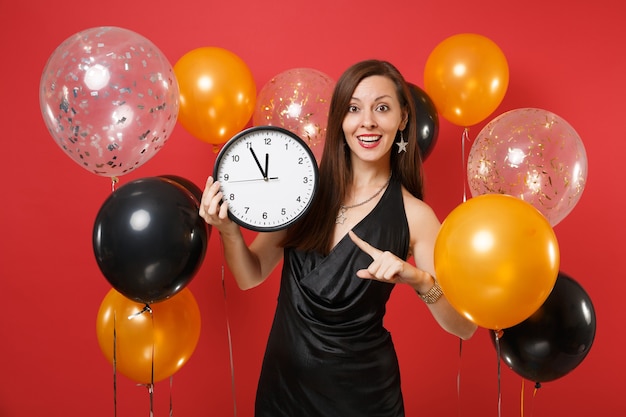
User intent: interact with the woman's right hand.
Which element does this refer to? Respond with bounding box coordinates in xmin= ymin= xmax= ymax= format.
xmin=199 ymin=176 xmax=239 ymax=235
xmin=199 ymin=176 xmax=281 ymax=290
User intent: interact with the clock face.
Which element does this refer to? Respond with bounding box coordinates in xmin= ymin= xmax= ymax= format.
xmin=213 ymin=126 xmax=319 ymax=232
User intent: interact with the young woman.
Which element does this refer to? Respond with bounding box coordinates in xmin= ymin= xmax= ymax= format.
xmin=199 ymin=59 xmax=477 ymax=417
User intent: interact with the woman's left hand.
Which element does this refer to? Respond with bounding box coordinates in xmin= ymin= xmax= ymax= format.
xmin=349 ymin=230 xmax=414 ymax=284
xmin=350 ymin=231 xmax=477 ymax=339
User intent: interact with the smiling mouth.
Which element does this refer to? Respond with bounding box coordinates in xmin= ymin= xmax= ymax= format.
xmin=357 ymin=135 xmax=381 ymax=143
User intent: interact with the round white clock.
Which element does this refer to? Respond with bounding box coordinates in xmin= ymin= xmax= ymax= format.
xmin=213 ymin=126 xmax=319 ymax=232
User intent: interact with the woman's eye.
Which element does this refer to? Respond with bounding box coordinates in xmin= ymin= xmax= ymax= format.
xmin=376 ymin=104 xmax=389 ymax=112
xmin=348 ymin=105 xmax=359 ymax=113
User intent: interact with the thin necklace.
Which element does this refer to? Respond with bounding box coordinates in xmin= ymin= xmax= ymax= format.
xmin=336 ymin=173 xmax=392 ymax=225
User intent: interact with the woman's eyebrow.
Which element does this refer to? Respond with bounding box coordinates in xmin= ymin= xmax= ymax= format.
xmin=350 ymin=94 xmax=393 ymax=102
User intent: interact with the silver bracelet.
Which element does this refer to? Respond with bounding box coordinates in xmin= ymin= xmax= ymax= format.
xmin=417 ymin=278 xmax=444 ymax=304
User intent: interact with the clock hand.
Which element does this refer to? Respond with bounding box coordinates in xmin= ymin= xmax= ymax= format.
xmin=227 ymin=177 xmax=279 ymax=183
xmin=264 ymin=153 xmax=269 ymax=180
xmin=249 ymin=147 xmax=267 ymax=179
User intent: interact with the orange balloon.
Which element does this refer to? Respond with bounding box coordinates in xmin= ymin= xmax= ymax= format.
xmin=174 ymin=47 xmax=256 ymax=146
xmin=424 ymin=33 xmax=509 ymax=127
xmin=96 ymin=288 xmax=201 ymax=384
xmin=434 ymin=194 xmax=559 ymax=330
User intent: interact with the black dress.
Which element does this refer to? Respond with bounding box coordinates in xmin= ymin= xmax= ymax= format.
xmin=255 ymin=177 xmax=410 ymax=417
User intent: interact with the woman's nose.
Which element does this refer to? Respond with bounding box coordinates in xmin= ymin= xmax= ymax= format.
xmin=360 ymin=109 xmax=377 ymax=128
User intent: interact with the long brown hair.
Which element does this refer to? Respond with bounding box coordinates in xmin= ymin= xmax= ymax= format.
xmin=282 ymin=60 xmax=424 ymax=254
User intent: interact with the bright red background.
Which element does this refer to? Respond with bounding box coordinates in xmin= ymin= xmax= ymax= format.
xmin=1 ymin=1 xmax=623 ymax=416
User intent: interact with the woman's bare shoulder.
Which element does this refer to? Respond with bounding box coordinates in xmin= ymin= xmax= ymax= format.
xmin=401 ymin=187 xmax=441 ymax=253
xmin=401 ymin=187 xmax=439 ymax=222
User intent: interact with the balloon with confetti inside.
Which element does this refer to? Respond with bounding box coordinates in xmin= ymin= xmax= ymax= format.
xmin=467 ymin=108 xmax=588 ymax=226
xmin=39 ymin=26 xmax=179 ymax=178
xmin=253 ymin=68 xmax=335 ymax=163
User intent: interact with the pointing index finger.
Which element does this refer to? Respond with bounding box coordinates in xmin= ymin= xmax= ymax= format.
xmin=348 ymin=230 xmax=382 ymax=259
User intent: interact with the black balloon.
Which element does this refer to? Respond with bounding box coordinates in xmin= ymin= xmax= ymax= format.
xmin=158 ymin=175 xmax=210 ymax=250
xmin=158 ymin=174 xmax=204 ymax=203
xmin=93 ymin=177 xmax=209 ymax=304
xmin=491 ymin=272 xmax=596 ymax=382
xmin=408 ymin=83 xmax=439 ymax=161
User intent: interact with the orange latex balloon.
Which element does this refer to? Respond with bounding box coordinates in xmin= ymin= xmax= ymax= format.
xmin=424 ymin=33 xmax=509 ymax=127
xmin=434 ymin=194 xmax=559 ymax=330
xmin=96 ymin=288 xmax=201 ymax=384
xmin=174 ymin=47 xmax=256 ymax=146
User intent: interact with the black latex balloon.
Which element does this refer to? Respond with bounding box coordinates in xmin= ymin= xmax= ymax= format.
xmin=408 ymin=83 xmax=439 ymax=161
xmin=491 ymin=272 xmax=596 ymax=382
xmin=93 ymin=177 xmax=209 ymax=304
xmin=158 ymin=175 xmax=211 ymax=254
xmin=159 ymin=174 xmax=203 ymax=203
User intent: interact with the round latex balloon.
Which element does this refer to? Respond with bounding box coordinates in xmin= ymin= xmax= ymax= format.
xmin=96 ymin=288 xmax=201 ymax=384
xmin=93 ymin=177 xmax=209 ymax=304
xmin=158 ymin=174 xmax=204 ymax=202
xmin=253 ymin=68 xmax=335 ymax=163
xmin=174 ymin=47 xmax=256 ymax=147
xmin=424 ymin=33 xmax=509 ymax=127
xmin=39 ymin=26 xmax=179 ymax=177
xmin=467 ymin=108 xmax=588 ymax=226
xmin=491 ymin=272 xmax=596 ymax=382
xmin=408 ymin=83 xmax=439 ymax=160
xmin=434 ymin=194 xmax=560 ymax=330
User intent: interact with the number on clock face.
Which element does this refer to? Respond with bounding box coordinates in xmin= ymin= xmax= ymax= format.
xmin=213 ymin=126 xmax=319 ymax=232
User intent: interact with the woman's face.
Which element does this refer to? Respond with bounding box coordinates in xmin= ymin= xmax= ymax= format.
xmin=342 ymin=75 xmax=408 ymax=163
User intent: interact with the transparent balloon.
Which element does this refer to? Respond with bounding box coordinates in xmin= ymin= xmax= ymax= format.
xmin=39 ymin=26 xmax=179 ymax=178
xmin=467 ymin=108 xmax=588 ymax=226
xmin=253 ymin=68 xmax=335 ymax=163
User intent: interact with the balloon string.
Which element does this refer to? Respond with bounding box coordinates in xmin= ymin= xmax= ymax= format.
xmin=531 ymin=382 xmax=541 ymax=417
xmin=222 ymin=266 xmax=238 ymax=416
xmin=494 ymin=330 xmax=503 ymax=417
xmin=169 ymin=375 xmax=174 ymax=417
xmin=128 ymin=304 xmax=152 ymax=319
xmin=111 ymin=176 xmax=119 ymax=192
xmin=129 ymin=305 xmax=155 ymax=417
xmin=149 ymin=304 xmax=155 ymax=417
xmin=456 ymin=129 xmax=470 ymax=417
xmin=147 ymin=383 xmax=154 ymax=417
xmin=456 ymin=339 xmax=461 ymax=415
xmin=219 ymin=235 xmax=238 ymax=417
xmin=520 ymin=378 xmax=524 ymax=417
xmin=113 ymin=311 xmax=117 ymax=417
xmin=461 ymin=128 xmax=470 ymax=202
